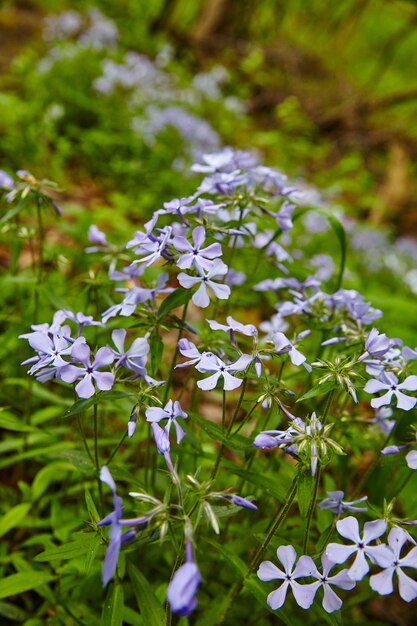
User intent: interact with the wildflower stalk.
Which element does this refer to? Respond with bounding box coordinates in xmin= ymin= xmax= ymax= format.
xmin=76 ymin=414 xmax=95 ymax=468
xmin=105 ymin=430 xmax=128 ymax=466
xmin=163 ymin=301 xmax=189 ymax=404
xmin=352 ymin=410 xmax=406 ymax=498
xmin=389 ymin=468 xmax=414 ymax=500
xmin=302 ymin=464 xmax=321 ymax=553
xmin=210 ymin=378 xmax=247 ymax=481
xmin=219 ymin=476 xmax=298 ymax=624
xmin=93 ymin=403 xmax=103 ymax=510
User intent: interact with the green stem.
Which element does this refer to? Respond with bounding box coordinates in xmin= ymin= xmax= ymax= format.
xmin=352 ymin=411 xmax=405 ymax=499
xmin=389 ymin=468 xmax=415 ymax=500
xmin=163 ymin=301 xmax=189 ymax=403
xmin=219 ymin=476 xmax=298 ymax=624
xmin=93 ymin=404 xmax=103 ymax=510
xmin=210 ymin=379 xmax=247 ymax=482
xmin=76 ymin=414 xmax=95 ymax=467
xmin=36 ymin=197 xmax=44 ymax=285
xmin=105 ymin=430 xmax=128 ymax=466
xmin=302 ymin=465 xmax=321 ymax=553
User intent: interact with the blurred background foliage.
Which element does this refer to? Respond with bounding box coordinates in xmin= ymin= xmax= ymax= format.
xmin=1 ymin=0 xmax=417 ymax=232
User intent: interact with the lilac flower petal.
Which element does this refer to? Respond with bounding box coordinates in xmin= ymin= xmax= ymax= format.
xmin=399 ymin=545 xmax=417 ymax=568
xmin=363 ymin=519 xmax=386 ymax=543
xmin=406 ymin=450 xmax=417 ymax=469
xmin=75 ymin=374 xmax=96 ymax=398
xmin=364 ymin=379 xmax=388 ymax=394
xmin=71 ymin=342 xmax=91 ymax=367
xmin=325 ymin=543 xmax=357 ymax=565
xmin=371 ymin=391 xmax=394 ymax=409
xmin=209 ymin=281 xmax=231 ymax=300
xmin=100 ymin=466 xmax=116 ymax=493
xmin=60 ymin=364 xmax=85 ymax=383
xmin=178 ymin=273 xmax=200 ymax=289
xmin=336 ymin=516 xmax=361 ymax=543
xmin=167 ymin=562 xmax=201 ymax=617
xmin=267 ymin=582 xmax=289 ymax=609
xmin=395 ymin=390 xmax=417 ymax=411
xmin=397 ymin=568 xmax=417 ymax=602
xmin=291 ymin=581 xmax=317 ymax=609
xmin=222 ymin=371 xmax=243 ymax=391
xmin=93 ymin=371 xmax=114 ymax=391
xmin=102 ymin=534 xmax=121 ymax=587
xmin=229 ymin=354 xmax=252 ymax=371
xmin=146 ymin=407 xmax=166 ymax=422
xmin=367 ymin=545 xmax=395 ymax=568
xmin=197 ymin=371 xmax=221 ymax=390
xmin=111 ymin=329 xmax=126 ymax=353
xmin=192 ymin=283 xmax=210 ymax=308
xmin=201 ymin=242 xmax=222 ymax=258
xmin=93 ymin=346 xmax=115 ymax=368
xmin=172 ymin=419 xmax=187 ymax=444
xmin=399 ymin=375 xmax=417 ymax=391
xmin=293 ymin=555 xmax=316 ymax=578
xmin=257 ymin=561 xmax=285 ymax=581
xmin=348 ymin=550 xmax=370 ymax=581
xmin=370 ymin=568 xmax=395 ymax=596
xmin=192 ymin=226 xmax=205 ymax=249
xmin=277 ymin=545 xmax=297 ymax=573
xmin=322 ymin=585 xmax=343 ymax=613
xmin=228 ymin=495 xmax=257 ymax=510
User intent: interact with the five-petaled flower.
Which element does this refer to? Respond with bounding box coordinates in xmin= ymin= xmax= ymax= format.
xmin=97 ymin=466 xmax=148 ymax=587
xmin=326 ymin=516 xmax=392 ymax=581
xmin=257 ymin=545 xmax=317 ymax=610
xmin=60 ymin=343 xmax=115 ymax=398
xmin=370 ymin=527 xmax=417 ymax=602
xmin=364 ymin=372 xmax=417 ymax=411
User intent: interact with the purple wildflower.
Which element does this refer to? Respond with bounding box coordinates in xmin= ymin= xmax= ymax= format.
xmin=318 ymin=491 xmax=368 ymax=515
xmin=111 ymin=328 xmax=149 ymax=374
xmin=167 ymin=542 xmax=201 ymax=617
xmin=178 ymin=260 xmax=230 ymax=308
xmin=326 ymin=516 xmax=392 ymax=581
xmin=257 ymin=546 xmax=316 ymax=610
xmin=60 ymin=343 xmax=114 ymax=398
xmin=359 ymin=328 xmax=392 ymax=362
xmin=175 ymin=339 xmax=205 ymax=368
xmin=364 ymin=372 xmax=417 ymax=411
xmin=370 ymin=527 xmax=417 ymax=602
xmin=196 ymin=353 xmax=251 ymax=391
xmin=97 ymin=466 xmax=148 ymax=586
xmin=307 ymin=554 xmax=355 ymax=613
xmin=173 ymin=225 xmax=224 ymax=272
xmin=146 ymin=400 xmax=188 ymax=444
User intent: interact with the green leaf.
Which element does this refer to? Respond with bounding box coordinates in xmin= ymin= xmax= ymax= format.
xmin=230 ymin=468 xmax=287 ymax=502
xmin=0 ymin=599 xmax=27 ymax=622
xmin=0 ymin=572 xmax=54 ymax=599
xmin=149 ymin=331 xmax=164 ymax=377
xmin=202 ymin=538 xmax=247 ymax=578
xmin=297 ymin=471 xmax=314 ymax=519
xmin=62 ymin=396 xmax=98 ymax=419
xmin=127 ymin=563 xmax=165 ymax=626
xmin=293 ymin=206 xmax=346 ymax=290
xmin=101 ymin=583 xmax=124 ymax=626
xmin=34 ymin=537 xmax=95 ymax=562
xmin=84 ymin=534 xmax=102 ymax=576
xmin=0 ymin=410 xmax=39 ymax=433
xmin=31 ymin=462 xmax=75 ymax=500
xmin=0 ymin=503 xmax=31 ymax=538
xmin=190 ymin=412 xmax=250 ymax=452
xmin=296 ymin=380 xmax=337 ymax=402
xmin=157 ymin=288 xmax=191 ymax=321
xmin=245 ymin=577 xmax=296 ymax=625
xmin=85 ymin=489 xmax=100 ymax=522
